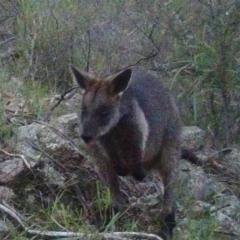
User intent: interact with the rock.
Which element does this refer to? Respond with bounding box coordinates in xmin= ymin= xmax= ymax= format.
xmin=174 ymin=152 xmax=240 ymax=239
xmin=177 ymin=160 xmax=220 ymax=202
xmin=15 ymin=123 xmax=43 ymax=165
xmin=4 ymin=114 xmax=82 ymax=187
xmin=213 ymin=209 xmax=240 ymax=237
xmin=51 ymin=113 xmax=79 ymax=138
xmin=178 ymin=127 xmax=240 ymax=237
xmin=222 ymin=148 xmax=240 ymax=174
xmin=0 ymin=186 xmax=15 ymax=201
xmin=214 ymin=194 xmax=240 ymax=222
xmin=0 ymin=159 xmax=25 ymax=183
xmin=2 ymin=117 xmax=240 ymax=239
xmin=181 ymin=126 xmax=205 ymax=150
xmin=15 ymin=115 xmax=83 ymax=158
xmin=41 ymin=164 xmax=65 ymax=186
xmin=0 ymin=220 xmax=8 ymax=232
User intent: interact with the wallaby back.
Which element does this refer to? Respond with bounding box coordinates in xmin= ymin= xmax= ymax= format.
xmin=127 ymin=70 xmax=181 ymax=166
xmin=70 ymin=65 xmax=181 ymax=224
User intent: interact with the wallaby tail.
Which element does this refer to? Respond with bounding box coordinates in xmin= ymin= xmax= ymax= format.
xmin=181 ymin=148 xmax=202 ymax=166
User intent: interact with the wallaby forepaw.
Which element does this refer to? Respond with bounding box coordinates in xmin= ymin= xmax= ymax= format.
xmin=132 ymin=167 xmax=146 ymax=181
xmin=114 ymin=165 xmax=129 ymax=176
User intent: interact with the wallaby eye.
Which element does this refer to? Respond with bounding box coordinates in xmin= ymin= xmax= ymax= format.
xmin=96 ymin=106 xmax=110 ymax=126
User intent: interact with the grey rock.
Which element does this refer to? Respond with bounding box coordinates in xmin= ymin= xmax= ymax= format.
xmin=174 ymin=135 xmax=240 ymax=239
xmin=0 ymin=220 xmax=8 ymax=232
xmin=52 ymin=113 xmax=79 ymax=135
xmin=181 ymin=126 xmax=205 ymax=150
xmin=177 ymin=160 xmax=219 ymax=203
xmin=214 ymin=194 xmax=240 ymax=222
xmin=0 ymin=186 xmax=15 ymax=201
xmin=15 ymin=123 xmax=43 ymax=164
xmin=2 ymin=117 xmax=240 ymax=239
xmin=0 ymin=158 xmax=24 ymax=183
xmin=41 ymin=164 xmax=65 ymax=186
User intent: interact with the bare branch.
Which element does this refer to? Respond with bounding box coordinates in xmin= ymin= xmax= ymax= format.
xmin=43 ymin=86 xmax=80 ymax=121
xmin=0 ymin=202 xmax=163 ymax=240
xmin=0 ymin=149 xmax=31 ymax=169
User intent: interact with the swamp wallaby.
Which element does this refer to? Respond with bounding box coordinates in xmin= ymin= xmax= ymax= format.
xmin=70 ymin=65 xmax=182 ymax=218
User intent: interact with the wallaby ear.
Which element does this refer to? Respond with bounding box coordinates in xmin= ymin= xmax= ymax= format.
xmin=69 ymin=64 xmax=93 ymax=90
xmin=111 ymin=68 xmax=132 ymax=95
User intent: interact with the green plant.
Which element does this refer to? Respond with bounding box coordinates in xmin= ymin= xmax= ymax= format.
xmin=165 ymin=0 xmax=240 ymax=145
xmin=19 ymin=80 xmax=50 ymax=119
xmin=0 ymin=115 xmax=15 ymax=142
xmin=185 ymin=219 xmax=219 ymax=240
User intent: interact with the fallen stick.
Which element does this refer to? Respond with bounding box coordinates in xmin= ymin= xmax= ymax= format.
xmin=0 ymin=201 xmax=163 ymax=240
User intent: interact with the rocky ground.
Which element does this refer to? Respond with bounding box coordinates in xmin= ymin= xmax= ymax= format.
xmin=0 ymin=92 xmax=240 ymax=240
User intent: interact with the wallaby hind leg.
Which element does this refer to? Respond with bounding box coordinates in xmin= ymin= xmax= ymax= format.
xmin=113 ymin=156 xmax=146 ymax=180
xmin=156 ymin=136 xmax=180 ymax=237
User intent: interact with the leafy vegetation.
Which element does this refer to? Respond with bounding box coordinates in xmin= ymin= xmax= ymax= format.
xmin=1 ymin=0 xmax=239 ymax=144
xmin=0 ymin=0 xmax=240 ymax=239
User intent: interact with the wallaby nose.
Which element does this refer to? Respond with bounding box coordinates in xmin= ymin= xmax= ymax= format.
xmin=81 ymin=135 xmax=93 ymax=144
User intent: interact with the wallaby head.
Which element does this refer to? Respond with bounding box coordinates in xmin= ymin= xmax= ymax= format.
xmin=69 ymin=64 xmax=132 ymax=144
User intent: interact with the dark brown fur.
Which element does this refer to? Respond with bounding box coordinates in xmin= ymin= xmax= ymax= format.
xmin=70 ymin=65 xmax=181 ymax=220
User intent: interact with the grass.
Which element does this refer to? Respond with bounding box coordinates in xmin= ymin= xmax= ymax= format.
xmin=0 ymin=1 xmax=240 ymax=239
xmin=2 ymin=183 xmax=137 ymax=239
xmin=175 ymin=218 xmax=219 ymax=240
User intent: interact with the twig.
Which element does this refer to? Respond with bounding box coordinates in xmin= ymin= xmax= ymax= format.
xmin=104 ymin=49 xmax=159 ymax=78
xmin=50 ymin=86 xmax=79 ymax=111
xmin=43 ymin=86 xmax=79 ymax=121
xmin=214 ymin=230 xmax=239 ymax=238
xmin=32 ymin=119 xmax=85 ymax=156
xmin=0 ymin=201 xmax=26 ymax=228
xmin=0 ymin=37 xmax=16 ymax=46
xmin=0 ymin=149 xmax=31 ymax=169
xmin=0 ymin=202 xmax=163 ymax=240
xmin=86 ymin=29 xmax=91 ymax=72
